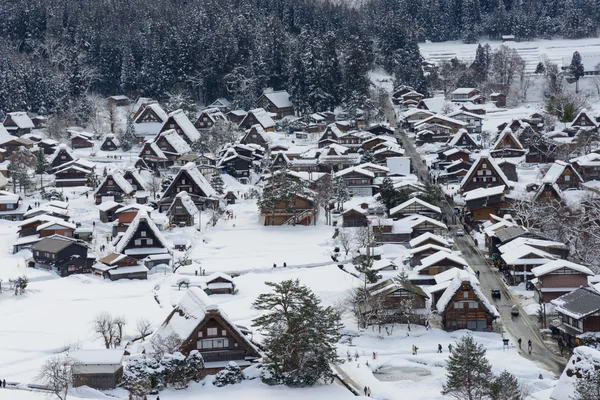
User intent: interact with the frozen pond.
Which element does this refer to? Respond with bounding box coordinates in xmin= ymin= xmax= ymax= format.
xmin=373 ymin=366 xmax=432 ymax=382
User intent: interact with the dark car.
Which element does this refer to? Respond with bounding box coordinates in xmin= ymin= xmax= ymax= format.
xmin=491 ymin=289 xmax=501 ymax=300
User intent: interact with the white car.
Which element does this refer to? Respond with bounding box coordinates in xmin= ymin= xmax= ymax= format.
xmin=455 ymin=228 xmax=465 ymax=236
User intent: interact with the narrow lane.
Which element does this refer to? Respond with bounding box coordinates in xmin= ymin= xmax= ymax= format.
xmin=394 ymin=121 xmax=566 ymax=375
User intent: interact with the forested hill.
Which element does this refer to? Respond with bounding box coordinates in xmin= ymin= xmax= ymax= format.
xmin=0 ymin=0 xmax=423 ymax=117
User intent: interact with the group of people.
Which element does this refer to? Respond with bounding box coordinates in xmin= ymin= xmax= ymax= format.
xmin=363 ymin=386 xmax=372 ymax=397
xmin=273 ymin=262 xmax=287 ymax=268
xmin=0 ymin=379 xmax=7 ymax=388
xmin=517 ymin=338 xmax=533 ymax=354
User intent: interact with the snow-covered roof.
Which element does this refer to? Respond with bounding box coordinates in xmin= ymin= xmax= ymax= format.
xmin=434 ymin=266 xmax=475 ymax=285
xmin=244 ymin=108 xmax=276 ymax=129
xmin=492 ymin=129 xmax=524 ymax=151
xmin=436 ymin=271 xmax=499 ymax=317
xmin=107 ymin=265 xmax=149 ymax=276
xmin=532 ymin=259 xmax=594 ymax=277
xmin=552 ymin=287 xmax=600 ymax=320
xmin=409 ymin=232 xmax=451 ymax=248
xmin=417 ymin=251 xmax=468 ymax=270
xmin=335 ymin=166 xmax=375 ymax=178
xmin=390 ymin=197 xmax=441 ymax=215
xmin=37 ymin=220 xmax=76 ymax=231
xmin=501 ymin=244 xmax=557 ymax=265
xmin=498 ymin=237 xmax=567 ymax=253
xmin=262 ymin=90 xmax=293 ymax=109
xmin=419 ymin=97 xmax=446 ymax=114
xmin=414 ymin=114 xmax=468 ymax=128
xmin=169 ymin=191 xmax=199 ymax=216
xmin=397 ymin=214 xmax=447 ymax=230
xmin=570 ymin=152 xmax=600 ymax=167
xmin=5 ymin=112 xmax=34 ymax=129
xmin=159 ymin=129 xmax=192 ymax=155
xmin=551 ymin=346 xmax=600 ymax=400
xmin=137 ymin=103 xmax=168 ymax=123
xmin=178 ymin=162 xmax=217 ymax=198
xmin=167 ymin=109 xmax=200 ymax=142
xmin=463 ymin=185 xmax=506 ymax=201
xmin=409 ymin=243 xmax=451 ymax=255
xmin=115 ymin=209 xmax=169 ymax=254
xmin=70 ymin=349 xmax=124 ymax=365
xmin=0 ymin=190 xmax=20 ymax=204
xmin=451 ymin=87 xmax=478 ymax=95
xmin=460 ymin=153 xmax=511 ymax=189
xmin=49 ymin=144 xmax=76 ymax=164
xmin=95 ymin=170 xmax=135 ymax=195
xmin=542 ymin=161 xmax=583 ymax=184
xmin=386 ymin=157 xmax=411 ymax=176
xmin=208 ymin=98 xmax=231 ymax=108
xmin=206 ymin=272 xmax=234 ymax=283
xmin=447 ymin=110 xmax=483 ymax=120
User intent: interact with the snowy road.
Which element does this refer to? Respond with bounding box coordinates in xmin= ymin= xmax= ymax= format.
xmin=396 ymin=125 xmax=567 ymax=376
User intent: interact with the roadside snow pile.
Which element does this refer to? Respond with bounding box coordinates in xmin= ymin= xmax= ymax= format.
xmin=550 ymin=346 xmax=600 ymax=400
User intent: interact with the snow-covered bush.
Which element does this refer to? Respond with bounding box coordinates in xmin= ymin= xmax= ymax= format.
xmin=185 ymin=350 xmax=205 ymax=382
xmin=213 ymin=361 xmax=244 ymax=387
xmin=160 ymin=352 xmax=188 ymax=389
xmin=122 ymin=355 xmax=152 ymax=397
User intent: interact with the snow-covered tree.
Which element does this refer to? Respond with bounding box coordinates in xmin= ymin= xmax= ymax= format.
xmin=122 ymin=354 xmax=152 ymax=398
xmin=574 ymin=369 xmax=600 ymax=400
xmin=210 ymin=174 xmax=225 ymax=195
xmin=361 ymin=150 xmax=376 ymax=164
xmin=213 ymin=361 xmax=244 ymax=387
xmin=37 ymin=355 xmax=73 ymax=400
xmin=442 ymin=333 xmax=493 ymax=400
xmin=490 ymin=370 xmax=522 ymax=400
xmin=185 ymin=350 xmax=205 ymax=382
xmin=160 ymin=352 xmax=188 ymax=389
xmin=333 ymin=176 xmax=350 ymax=211
xmin=379 ymin=177 xmax=408 ymax=216
xmin=569 ymin=51 xmax=585 ymax=93
xmin=253 ymin=279 xmax=342 ymax=387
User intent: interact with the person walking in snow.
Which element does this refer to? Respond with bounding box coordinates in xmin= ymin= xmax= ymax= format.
xmin=367 ymin=387 xmax=371 ymax=397
xmin=518 ymin=338 xmax=522 ymax=349
xmin=438 ymin=344 xmax=442 ymax=353
xmin=448 ymin=343 xmax=452 ymax=353
xmin=364 ymin=386 xmax=368 ymax=396
xmin=528 ymin=340 xmax=532 ymax=354
xmin=283 ymin=262 xmax=287 ymax=267
xmin=273 ymin=263 xmax=277 ymax=268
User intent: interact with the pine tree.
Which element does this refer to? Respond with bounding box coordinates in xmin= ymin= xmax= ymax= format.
xmin=213 ymin=361 xmax=244 ymax=387
xmin=122 ymin=355 xmax=152 ymax=397
xmin=471 ymin=44 xmax=489 ymax=84
xmin=379 ymin=177 xmax=400 ymax=216
xmin=574 ymin=369 xmax=600 ymax=400
xmin=490 ymin=370 xmax=522 ymax=400
xmin=210 ymin=174 xmax=225 ymax=195
xmin=361 ymin=150 xmax=375 ymax=164
xmin=160 ymin=352 xmax=188 ymax=389
xmin=185 ymin=350 xmax=205 ymax=382
xmin=569 ymin=51 xmax=585 ymax=93
xmin=442 ymin=333 xmax=493 ymax=400
xmin=333 ymin=176 xmax=350 ymax=211
xmin=535 ymin=62 xmax=546 ymax=74
xmin=253 ymin=280 xmax=342 ymax=387
xmin=35 ymin=150 xmax=48 ymax=174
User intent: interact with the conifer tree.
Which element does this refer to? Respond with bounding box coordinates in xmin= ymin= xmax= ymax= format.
xmin=490 ymin=370 xmax=522 ymax=400
xmin=442 ymin=333 xmax=493 ymax=400
xmin=210 ymin=174 xmax=225 ymax=195
xmin=569 ymin=51 xmax=585 ymax=93
xmin=253 ymin=279 xmax=342 ymax=387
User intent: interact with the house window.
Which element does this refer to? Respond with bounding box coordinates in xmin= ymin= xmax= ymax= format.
xmin=146 ymin=238 xmax=153 ymax=245
xmin=6 ymin=203 xmax=13 ymax=209
xmin=181 ymin=179 xmax=186 ymax=184
xmin=482 ymin=163 xmax=487 ymax=168
xmin=454 ymin=302 xmax=464 ymax=309
xmin=469 ymin=302 xmax=478 ymax=309
xmin=463 ymin=291 xmax=469 ymax=298
xmin=207 ymin=327 xmax=218 ymax=336
xmin=222 ymin=330 xmax=226 ymax=336
xmin=61 ymin=155 xmax=66 ymax=160
xmin=199 ymin=338 xmax=229 ymax=349
xmin=145 ymin=150 xmax=151 ymax=155
xmin=135 ymin=239 xmax=141 ymax=245
xmin=564 ymin=174 xmax=571 ymax=181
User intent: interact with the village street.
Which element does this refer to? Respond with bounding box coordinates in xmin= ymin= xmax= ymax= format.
xmin=396 ymin=125 xmax=568 ymax=376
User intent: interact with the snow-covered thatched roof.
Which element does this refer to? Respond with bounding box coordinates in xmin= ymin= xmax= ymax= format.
xmin=436 ymin=271 xmax=499 ymax=317
xmin=95 ymin=170 xmax=135 ymax=195
xmin=167 ymin=109 xmax=200 ymax=142
xmin=158 ymin=129 xmax=191 ymax=155
xmin=532 ymin=259 xmax=594 ymax=277
xmin=115 ymin=209 xmax=169 ymax=254
xmin=168 ymin=191 xmax=199 ymax=216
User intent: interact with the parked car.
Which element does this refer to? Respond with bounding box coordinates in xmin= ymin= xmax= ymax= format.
xmin=491 ymin=289 xmax=501 ymax=300
xmin=455 ymin=228 xmax=465 ymax=236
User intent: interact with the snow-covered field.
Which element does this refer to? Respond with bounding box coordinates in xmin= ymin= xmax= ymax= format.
xmin=420 ymin=37 xmax=600 ymax=73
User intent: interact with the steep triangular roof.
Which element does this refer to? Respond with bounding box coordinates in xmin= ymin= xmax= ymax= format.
xmin=156 ymin=129 xmax=191 ymax=155
xmin=167 ymin=191 xmax=199 ymax=216
xmin=94 ymin=170 xmax=135 ymax=195
xmin=448 ymin=129 xmax=479 ymax=148
xmin=436 ymin=272 xmax=499 ymax=316
xmin=542 ymin=161 xmax=583 ymax=184
xmin=162 ymin=162 xmax=217 ymax=199
xmin=460 ymin=153 xmax=511 ymax=190
xmin=389 ymin=197 xmax=441 ymax=216
xmin=491 ymin=129 xmax=524 ymax=151
xmin=115 ymin=209 xmax=169 ymax=254
xmin=163 ymin=109 xmax=200 ymax=143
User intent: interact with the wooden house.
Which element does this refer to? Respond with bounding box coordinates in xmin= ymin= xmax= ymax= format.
xmin=437 ymin=147 xmax=471 ymax=165
xmin=570 ymin=153 xmax=600 ymax=181
xmin=122 ymin=168 xmax=147 ymax=192
xmin=447 ymin=129 xmax=479 ymax=149
xmin=460 ymin=102 xmax=487 ymax=116
xmin=409 ymin=244 xmax=451 ymax=267
xmin=335 ymin=166 xmax=374 ymax=197
xmin=398 ymin=214 xmax=447 ymax=238
xmin=134 ymin=102 xmax=169 ymax=141
xmin=150 ymin=287 xmax=261 ymax=374
xmin=100 ymin=134 xmax=120 ymax=151
xmin=261 ymin=192 xmax=316 ymax=226
xmin=409 ymin=232 xmax=452 ymax=249
xmin=32 ymin=236 xmax=90 ymax=277
xmin=137 ymin=140 xmax=170 ymax=170
xmin=0 ymin=135 xmax=34 ymax=156
xmin=490 ymin=93 xmax=506 ymax=107
xmin=167 ymin=191 xmax=198 ymax=227
xmin=496 ymin=159 xmax=518 ymax=182
xmin=205 ymin=272 xmax=236 ymax=295
xmin=3 ymin=112 xmax=34 ymax=136
xmin=365 ymin=278 xmax=430 ymax=326
xmin=532 ymin=182 xmax=564 ymax=204
xmin=49 ymin=144 xmax=76 ymax=169
xmin=570 ymin=109 xmax=598 ymax=131
xmin=450 ymin=88 xmax=483 ymax=104
xmin=338 ymin=131 xmax=368 ymax=152
xmin=71 ymin=350 xmax=124 ymax=390
xmin=490 ymin=129 xmax=526 ymax=158
xmin=341 ymin=208 xmax=369 ymax=227
xmin=93 ymin=253 xmax=147 ymax=281
xmin=551 ymin=288 xmax=600 ymax=348
xmin=112 ymin=204 xmax=153 ymax=234
xmin=37 ymin=219 xmax=76 ymax=238
xmin=226 ymin=110 xmax=247 ymax=125
xmin=532 ymin=260 xmax=594 ymax=303
xmin=500 ymin=244 xmax=557 ymax=284
xmin=38 ymin=138 xmax=58 ymax=155
xmin=154 ymin=129 xmax=191 ymax=161
xmin=463 ymin=185 xmax=509 ymax=222
xmin=414 ymin=115 xmax=468 ymax=134
xmin=53 ymin=164 xmax=92 ymax=187
xmin=389 ymin=198 xmax=441 ymax=219
xmin=217 ymin=147 xmax=253 ymax=183
xmin=391 ymin=86 xmax=415 ymax=103
xmin=240 ymin=125 xmax=269 ymax=148
xmin=18 ymin=215 xmax=64 ymax=237
xmin=366 ymin=124 xmax=395 ymax=136
xmin=542 ymin=161 xmax=583 ymax=190
xmin=411 ymin=251 xmax=469 ymax=283
xmin=133 ymin=98 xmax=156 ymax=119
xmin=436 ymin=273 xmax=499 ymax=331
xmin=318 ymin=124 xmax=342 ymax=148
xmin=97 ymin=201 xmax=122 ymax=223
xmin=70 ymin=132 xmax=94 ymax=149
xmin=160 ymin=162 xmax=218 ymax=211
xmin=94 ymin=171 xmax=135 ymax=204
xmin=159 ymin=109 xmax=200 ymax=144
xmin=256 ymin=90 xmax=295 ymax=119
xmin=194 ymin=107 xmax=227 ymax=130
xmin=107 ymin=95 xmax=130 ymax=107
xmin=207 ymin=98 xmax=232 ymax=113
xmin=114 ymin=209 xmax=169 ymax=259
xmin=362 ymin=135 xmax=398 ymax=151
xmin=447 ymin=110 xmax=483 ymax=135
xmin=239 ymin=108 xmax=276 ymax=131
xmin=460 ymin=154 xmax=510 ymax=193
